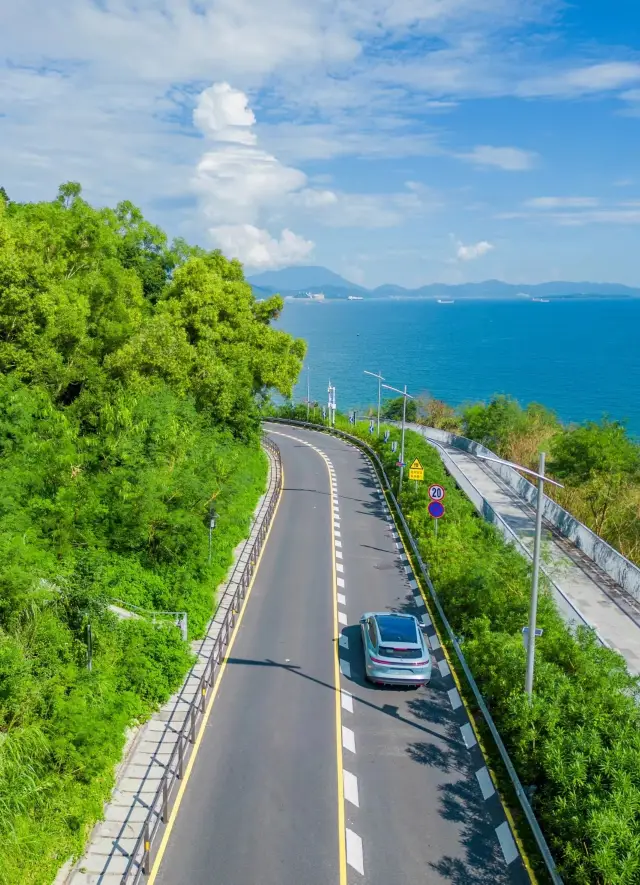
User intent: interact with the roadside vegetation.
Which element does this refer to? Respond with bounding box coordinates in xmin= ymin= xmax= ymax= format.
xmin=269 ymin=402 xmax=640 ymax=885
xmin=0 ymin=184 xmax=305 ymax=884
xmin=397 ymin=393 xmax=640 ymax=565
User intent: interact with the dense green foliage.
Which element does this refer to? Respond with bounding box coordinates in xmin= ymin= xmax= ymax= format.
xmin=268 ymin=404 xmax=640 ymax=884
xmin=0 ymin=185 xmax=304 ymax=884
xmin=381 ymin=394 xmax=417 ymax=422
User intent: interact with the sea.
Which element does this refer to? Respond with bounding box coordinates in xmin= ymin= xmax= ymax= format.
xmin=275 ymin=297 xmax=640 ymax=435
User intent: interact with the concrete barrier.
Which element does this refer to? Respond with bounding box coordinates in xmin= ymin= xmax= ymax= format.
xmin=407 ymin=423 xmax=640 ymax=603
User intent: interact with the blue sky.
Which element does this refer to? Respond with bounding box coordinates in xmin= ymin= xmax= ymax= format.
xmin=2 ymin=0 xmax=640 ymax=287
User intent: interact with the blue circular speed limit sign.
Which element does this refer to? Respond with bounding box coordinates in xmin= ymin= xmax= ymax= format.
xmin=429 ymin=484 xmax=446 ymax=501
xmin=428 ymin=500 xmax=445 ymax=519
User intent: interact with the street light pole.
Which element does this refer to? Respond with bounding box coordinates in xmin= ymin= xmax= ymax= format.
xmin=473 ymin=450 xmax=563 ymax=700
xmin=306 ymin=366 xmax=310 ymax=421
xmin=381 ymin=381 xmax=413 ymax=495
xmin=364 ymin=370 xmax=385 ymax=436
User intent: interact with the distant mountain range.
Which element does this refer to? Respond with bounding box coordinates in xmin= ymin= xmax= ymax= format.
xmin=247 ymin=266 xmax=640 ymax=300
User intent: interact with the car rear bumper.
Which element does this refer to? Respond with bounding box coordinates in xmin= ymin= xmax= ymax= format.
xmin=366 ymin=662 xmax=432 ymax=686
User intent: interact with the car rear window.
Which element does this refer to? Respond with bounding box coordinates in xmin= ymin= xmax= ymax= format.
xmin=378 ymin=646 xmax=423 ymax=660
xmin=376 ymin=614 xmax=418 ymax=644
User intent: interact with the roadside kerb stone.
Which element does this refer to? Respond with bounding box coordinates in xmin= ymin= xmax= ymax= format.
xmin=60 ymin=441 xmax=281 ymax=885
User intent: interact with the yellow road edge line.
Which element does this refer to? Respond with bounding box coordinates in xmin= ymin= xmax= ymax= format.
xmin=146 ymin=458 xmax=285 ymax=885
xmin=376 ymin=458 xmax=538 ymax=885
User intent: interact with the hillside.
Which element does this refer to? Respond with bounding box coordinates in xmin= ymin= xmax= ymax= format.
xmin=248 ymin=266 xmax=640 ymax=300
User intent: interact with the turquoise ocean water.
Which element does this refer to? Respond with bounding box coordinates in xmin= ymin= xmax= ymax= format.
xmin=275 ymin=298 xmax=640 ymax=434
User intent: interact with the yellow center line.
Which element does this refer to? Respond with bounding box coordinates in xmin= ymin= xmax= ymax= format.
xmin=146 ymin=461 xmax=285 ymax=885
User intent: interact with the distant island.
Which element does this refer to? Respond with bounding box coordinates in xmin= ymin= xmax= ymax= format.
xmin=248 ymin=265 xmax=640 ymax=301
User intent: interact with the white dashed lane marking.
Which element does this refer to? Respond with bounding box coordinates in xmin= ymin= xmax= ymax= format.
xmin=438 ymin=658 xmax=451 ymax=678
xmin=335 ymin=539 xmax=342 ymax=548
xmin=422 ymin=613 xmax=432 ymax=627
xmin=448 ymin=688 xmax=462 ymax=710
xmin=338 ymin=610 xmax=348 ymax=625
xmin=343 ymin=770 xmax=360 ymax=807
xmin=336 ymin=563 xmax=344 ymax=573
xmin=339 ymin=633 xmax=349 ymax=650
xmin=337 ymin=577 xmax=345 ymax=588
xmin=346 ymin=829 xmax=364 ymax=875
xmin=341 ymin=690 xmax=353 ymax=713
xmin=340 ymin=658 xmax=351 ymax=678
xmin=460 ymin=723 xmax=477 ymax=749
xmin=429 ymin=633 xmax=441 ymax=651
xmin=475 ymin=767 xmax=496 ymax=800
xmin=342 ymin=726 xmax=356 ymax=754
xmin=337 ymin=593 xmax=346 ymax=605
xmin=495 ymin=822 xmax=518 ymax=865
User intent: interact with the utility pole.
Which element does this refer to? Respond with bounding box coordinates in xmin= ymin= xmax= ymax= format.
xmin=381 ymin=381 xmax=413 ymax=495
xmin=364 ymin=370 xmax=384 ymax=436
xmin=327 ymin=381 xmax=336 ymax=426
xmin=473 ymin=450 xmax=563 ymax=701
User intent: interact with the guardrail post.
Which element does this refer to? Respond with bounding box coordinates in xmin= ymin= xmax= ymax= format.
xmin=162 ymin=778 xmax=169 ymax=823
xmin=178 ymin=736 xmax=184 ymax=779
xmin=142 ymin=822 xmax=151 ymax=875
xmin=200 ymin=684 xmax=206 ymax=713
xmin=190 ymin=705 xmax=196 ymax=744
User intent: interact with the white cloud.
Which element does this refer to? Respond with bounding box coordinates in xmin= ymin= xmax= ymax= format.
xmin=519 ymin=62 xmax=640 ymax=98
xmin=193 ymin=83 xmax=257 ymax=145
xmin=456 ymin=240 xmax=494 ymax=260
xmin=459 ymin=145 xmax=537 ymax=171
xmin=524 ymin=197 xmax=599 ymax=209
xmin=210 ymin=224 xmax=313 ymax=268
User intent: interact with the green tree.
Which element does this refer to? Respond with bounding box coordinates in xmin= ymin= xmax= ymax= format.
xmin=381 ymin=395 xmax=417 ymax=422
xmin=549 ymin=419 xmax=640 ymax=532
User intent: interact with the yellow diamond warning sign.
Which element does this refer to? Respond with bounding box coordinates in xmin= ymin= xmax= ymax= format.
xmin=408 ymin=458 xmax=424 ymax=481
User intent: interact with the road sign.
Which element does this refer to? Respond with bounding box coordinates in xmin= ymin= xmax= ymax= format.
xmin=521 ymin=626 xmax=543 ymax=652
xmin=383 ymin=430 xmax=390 ymax=443
xmin=428 ymin=483 xmax=446 ymax=501
xmin=408 ymin=457 xmax=424 ymax=481
xmin=396 ymin=460 xmax=404 ymax=467
xmin=391 ymin=441 xmax=398 ymax=453
xmin=428 ymin=500 xmax=445 ymax=519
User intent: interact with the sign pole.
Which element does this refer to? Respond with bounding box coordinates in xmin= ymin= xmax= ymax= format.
xmin=524 ymin=451 xmax=546 ymax=701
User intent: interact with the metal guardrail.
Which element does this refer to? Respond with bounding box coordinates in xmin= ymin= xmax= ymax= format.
xmin=120 ymin=436 xmax=282 ymax=884
xmin=266 ymin=417 xmax=563 ymax=885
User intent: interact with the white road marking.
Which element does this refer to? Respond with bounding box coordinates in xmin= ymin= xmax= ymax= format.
xmin=334 ymin=521 xmax=341 ymax=529
xmin=495 ymin=821 xmax=519 ymax=865
xmin=342 ymin=726 xmax=356 ymax=753
xmin=448 ymin=687 xmax=462 ymax=710
xmin=336 ymin=563 xmax=344 ymax=573
xmin=335 ymin=539 xmax=342 ymax=548
xmin=337 ymin=593 xmax=346 ymax=605
xmin=338 ymin=610 xmax=348 ymax=625
xmin=337 ymin=577 xmax=345 ymax=588
xmin=409 ymin=579 xmax=418 ymax=590
xmin=415 ymin=596 xmax=426 ymax=609
xmin=395 ymin=541 xmax=401 ymax=550
xmin=336 ymin=549 xmax=343 ymax=560
xmin=429 ymin=633 xmax=441 ymax=651
xmin=404 ymin=565 xmax=411 ymax=574
xmin=438 ymin=658 xmax=451 ymax=678
xmin=346 ymin=829 xmax=364 ymax=875
xmin=343 ymin=770 xmax=360 ymax=807
xmin=476 ymin=767 xmax=496 ymax=800
xmin=340 ymin=658 xmax=351 ymax=678
xmin=335 ymin=530 xmax=341 ymax=538
xmin=460 ymin=723 xmax=477 ymax=749
xmin=341 ymin=690 xmax=353 ymax=713
xmin=422 ymin=613 xmax=432 ymax=627
xmin=339 ymin=633 xmax=349 ymax=649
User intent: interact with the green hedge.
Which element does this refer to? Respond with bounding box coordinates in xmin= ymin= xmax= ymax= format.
xmin=273 ymin=408 xmax=640 ymax=885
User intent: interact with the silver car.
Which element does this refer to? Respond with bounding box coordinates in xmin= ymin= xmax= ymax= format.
xmin=360 ymin=611 xmax=432 ymax=687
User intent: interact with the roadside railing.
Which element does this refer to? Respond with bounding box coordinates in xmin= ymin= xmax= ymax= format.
xmin=120 ymin=436 xmax=282 ymax=884
xmin=265 ymin=417 xmax=563 ymax=885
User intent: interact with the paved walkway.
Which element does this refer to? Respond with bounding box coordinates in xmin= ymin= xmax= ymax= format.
xmin=419 ymin=430 xmax=640 ymax=677
xmin=57 ymin=443 xmax=281 ymax=885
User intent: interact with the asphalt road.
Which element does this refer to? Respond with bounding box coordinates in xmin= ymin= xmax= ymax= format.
xmin=153 ymin=424 xmax=529 ymax=885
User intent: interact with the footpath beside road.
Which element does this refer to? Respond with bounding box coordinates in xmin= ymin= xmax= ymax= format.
xmin=413 ymin=425 xmax=640 ymax=676
xmin=57 ymin=441 xmax=281 ymax=885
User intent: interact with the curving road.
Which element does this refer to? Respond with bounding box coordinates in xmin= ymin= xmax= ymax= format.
xmin=151 ymin=425 xmax=530 ymax=885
